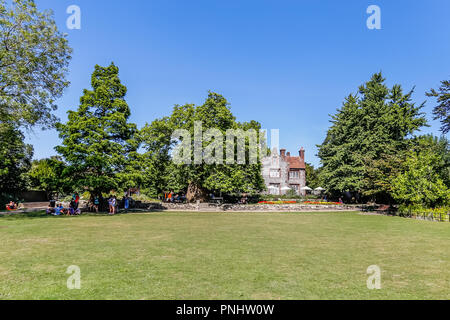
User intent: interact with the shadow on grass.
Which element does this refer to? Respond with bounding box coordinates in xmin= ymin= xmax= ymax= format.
xmin=0 ymin=210 xmax=145 ymax=221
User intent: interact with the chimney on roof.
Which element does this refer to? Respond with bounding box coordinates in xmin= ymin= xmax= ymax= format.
xmin=299 ymin=147 xmax=305 ymax=160
xmin=287 ymin=152 xmax=291 ymax=157
xmin=280 ymin=149 xmax=286 ymax=158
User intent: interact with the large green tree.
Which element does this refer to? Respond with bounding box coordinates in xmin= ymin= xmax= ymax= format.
xmin=0 ymin=0 xmax=72 ymax=129
xmin=140 ymin=92 xmax=265 ymax=201
xmin=317 ymin=73 xmax=427 ymax=201
xmin=426 ymin=79 xmax=450 ymax=134
xmin=56 ymin=63 xmax=138 ymax=197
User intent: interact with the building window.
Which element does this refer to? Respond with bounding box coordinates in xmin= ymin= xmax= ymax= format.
xmin=289 ymin=170 xmax=299 ymax=179
xmin=269 ymin=184 xmax=280 ymax=195
xmin=270 ymin=169 xmax=280 ymax=178
xmin=290 ymin=185 xmax=299 ymax=193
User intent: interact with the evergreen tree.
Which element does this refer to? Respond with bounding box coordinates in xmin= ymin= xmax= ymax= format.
xmin=56 ymin=63 xmax=138 ymax=197
xmin=318 ymin=73 xmax=427 ymax=201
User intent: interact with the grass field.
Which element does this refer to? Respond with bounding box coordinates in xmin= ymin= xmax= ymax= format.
xmin=0 ymin=211 xmax=449 ymax=300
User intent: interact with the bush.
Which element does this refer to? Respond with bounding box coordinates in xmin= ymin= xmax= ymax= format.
xmin=398 ymin=204 xmax=450 ymax=221
xmin=131 ymin=193 xmax=161 ymax=203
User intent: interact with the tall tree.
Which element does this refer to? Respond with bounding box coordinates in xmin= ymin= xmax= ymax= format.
xmin=426 ymin=79 xmax=450 ymax=134
xmin=318 ymin=73 xmax=427 ymax=201
xmin=56 ymin=63 xmax=138 ymax=197
xmin=140 ymin=92 xmax=265 ymax=201
xmin=0 ymin=0 xmax=72 ymax=129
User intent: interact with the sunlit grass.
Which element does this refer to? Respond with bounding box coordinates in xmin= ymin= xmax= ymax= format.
xmin=0 ymin=211 xmax=448 ymax=300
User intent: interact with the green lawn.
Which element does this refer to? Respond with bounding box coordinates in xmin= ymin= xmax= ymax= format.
xmin=0 ymin=211 xmax=448 ymax=300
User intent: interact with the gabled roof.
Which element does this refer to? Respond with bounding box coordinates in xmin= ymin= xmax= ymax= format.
xmin=286 ymin=156 xmax=306 ymax=169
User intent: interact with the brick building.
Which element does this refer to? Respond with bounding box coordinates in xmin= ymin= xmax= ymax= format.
xmin=261 ymin=148 xmax=307 ymax=195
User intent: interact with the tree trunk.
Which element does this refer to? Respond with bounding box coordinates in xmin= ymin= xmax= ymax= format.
xmin=186 ymin=182 xmax=208 ymax=203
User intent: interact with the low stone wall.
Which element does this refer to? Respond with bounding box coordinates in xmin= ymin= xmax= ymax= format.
xmin=159 ymin=203 xmax=357 ymax=212
xmin=9 ymin=201 xmax=357 ymax=213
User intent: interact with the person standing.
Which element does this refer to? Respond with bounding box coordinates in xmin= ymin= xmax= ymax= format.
xmin=123 ymin=196 xmax=129 ymax=212
xmin=108 ymin=196 xmax=114 ymax=215
xmin=72 ymin=192 xmax=80 ymax=210
xmin=93 ymin=196 xmax=100 ymax=213
xmin=112 ymin=196 xmax=117 ymax=215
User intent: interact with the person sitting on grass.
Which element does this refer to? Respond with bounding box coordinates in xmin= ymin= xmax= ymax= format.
xmin=69 ymin=199 xmax=78 ymax=216
xmin=54 ymin=203 xmax=65 ymax=216
xmin=6 ymin=201 xmax=17 ymax=210
xmin=46 ymin=203 xmax=55 ymax=215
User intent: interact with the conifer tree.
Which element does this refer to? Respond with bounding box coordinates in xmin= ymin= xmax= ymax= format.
xmin=56 ymin=63 xmax=138 ymax=197
xmin=318 ymin=73 xmax=427 ymax=201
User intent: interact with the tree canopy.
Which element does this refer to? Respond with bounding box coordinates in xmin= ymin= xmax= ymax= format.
xmin=140 ymin=92 xmax=265 ymax=201
xmin=0 ymin=0 xmax=72 ymax=129
xmin=318 ymin=73 xmax=427 ymax=201
xmin=28 ymin=156 xmax=67 ymax=197
xmin=392 ymin=135 xmax=450 ymax=207
xmin=55 ymin=63 xmax=138 ymax=197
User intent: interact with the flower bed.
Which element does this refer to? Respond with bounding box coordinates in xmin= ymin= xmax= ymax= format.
xmin=258 ymin=201 xmax=297 ymax=205
xmin=304 ymin=201 xmax=343 ymax=206
xmin=258 ymin=201 xmax=343 ymax=205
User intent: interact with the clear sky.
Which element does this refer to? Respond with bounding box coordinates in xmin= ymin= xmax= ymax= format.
xmin=27 ymin=0 xmax=450 ymax=167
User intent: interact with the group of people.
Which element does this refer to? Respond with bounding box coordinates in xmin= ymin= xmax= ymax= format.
xmin=4 ymin=190 xmax=136 ymax=216
xmin=164 ymin=192 xmax=186 ymax=203
xmin=5 ymin=201 xmax=18 ymax=210
xmin=46 ymin=193 xmax=81 ymax=216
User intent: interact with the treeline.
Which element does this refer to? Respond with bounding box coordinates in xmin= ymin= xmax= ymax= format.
xmin=2 ymin=65 xmax=267 ymax=203
xmin=0 ymin=1 xmax=449 ymax=209
xmin=315 ymin=73 xmax=450 ymax=208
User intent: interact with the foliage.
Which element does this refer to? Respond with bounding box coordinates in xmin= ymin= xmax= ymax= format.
xmin=362 ymin=144 xmax=406 ymax=202
xmin=391 ymin=136 xmax=450 ymax=207
xmin=398 ymin=204 xmax=450 ymax=222
xmin=140 ymin=92 xmax=265 ymax=201
xmin=426 ymin=79 xmax=450 ymax=134
xmin=0 ymin=0 xmax=72 ymax=129
xmin=0 ymin=123 xmax=33 ymax=193
xmin=55 ymin=63 xmax=138 ymax=197
xmin=305 ymin=163 xmax=322 ymax=189
xmin=28 ymin=156 xmax=67 ymax=196
xmin=318 ymin=73 xmax=427 ymax=201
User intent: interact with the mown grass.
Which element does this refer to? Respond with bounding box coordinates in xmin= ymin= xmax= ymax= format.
xmin=0 ymin=211 xmax=448 ymax=300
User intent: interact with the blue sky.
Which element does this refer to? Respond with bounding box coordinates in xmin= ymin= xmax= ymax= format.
xmin=27 ymin=0 xmax=450 ymax=167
